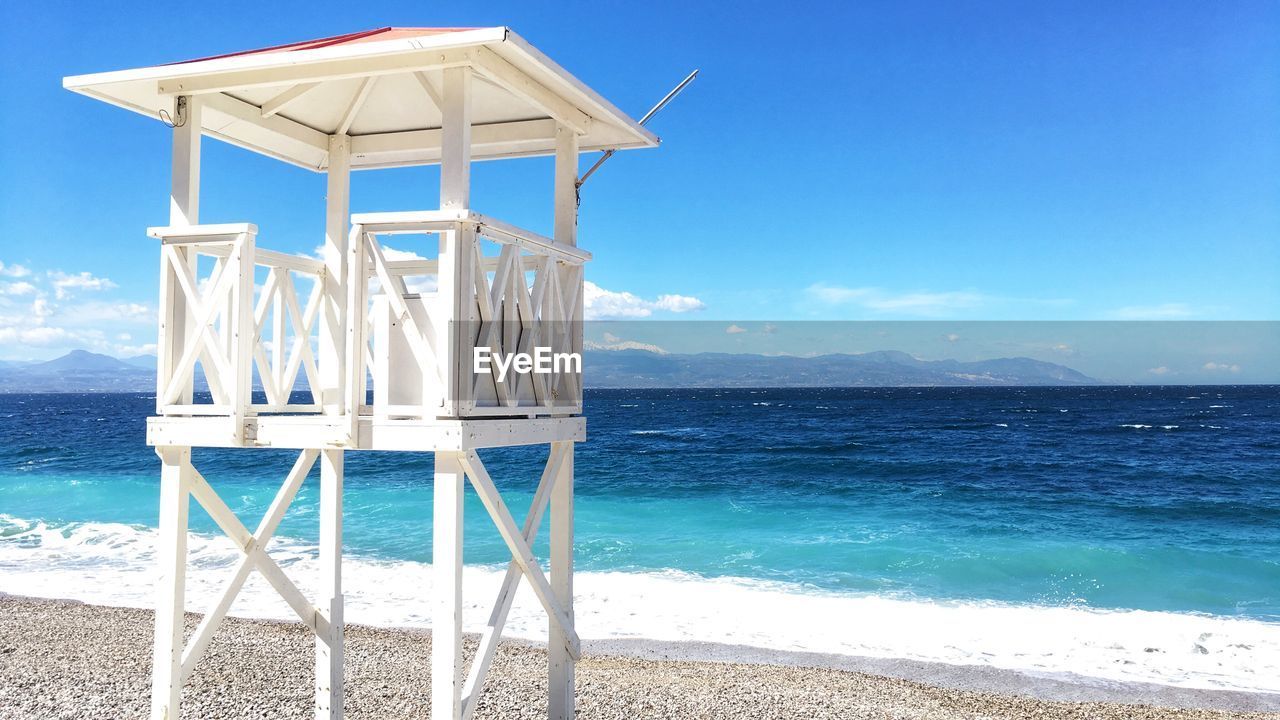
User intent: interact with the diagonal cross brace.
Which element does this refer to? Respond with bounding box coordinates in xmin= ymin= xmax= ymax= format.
xmin=180 ymin=450 xmax=326 ymax=679
xmin=460 ymin=443 xmax=567 ymax=719
xmin=459 ymin=451 xmax=581 ymax=662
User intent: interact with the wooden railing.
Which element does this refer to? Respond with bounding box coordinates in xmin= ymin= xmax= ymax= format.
xmin=349 ymin=210 xmax=588 ymax=420
xmin=148 ymin=224 xmax=326 ymax=440
xmin=148 ymin=210 xmax=585 ymax=435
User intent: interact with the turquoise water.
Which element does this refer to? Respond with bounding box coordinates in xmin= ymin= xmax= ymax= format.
xmin=1 ymin=386 xmax=1277 ymax=617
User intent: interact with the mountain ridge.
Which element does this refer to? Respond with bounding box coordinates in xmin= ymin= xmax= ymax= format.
xmin=0 ymin=348 xmax=1098 ymax=392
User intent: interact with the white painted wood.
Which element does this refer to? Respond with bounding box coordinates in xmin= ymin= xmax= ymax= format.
xmin=343 ymin=225 xmax=368 ymax=443
xmin=186 ymin=466 xmax=331 ymax=638
xmin=438 ymin=66 xmax=473 ymax=418
xmin=146 ymin=415 xmax=586 ymax=451
xmin=150 ymin=445 xmax=191 ymax=720
xmin=461 ymin=444 xmax=567 ymax=720
xmin=550 ymin=123 xmax=580 ymax=719
xmin=169 ymin=97 xmax=202 ymax=226
xmin=158 ymin=97 xmax=202 ymax=414
xmin=337 ymin=77 xmax=375 ymax=135
xmin=459 ymin=452 xmax=580 ymax=659
xmin=351 ymin=211 xmax=590 ymax=264
xmin=414 ymin=71 xmax=444 ymax=110
xmin=349 ymin=118 xmax=557 ymax=167
xmin=261 ymin=82 xmax=320 ymax=117
xmin=433 ymin=451 xmax=466 ymax=720
xmin=180 ymin=449 xmax=318 ymax=678
xmin=322 ymin=136 xmax=351 ymax=415
xmin=316 ymin=450 xmax=344 ymax=719
xmin=548 ymin=441 xmax=576 ymax=719
xmin=66 ymin=27 xmax=659 ymax=173
xmin=440 ymin=67 xmax=472 ymax=211
xmin=231 ymin=232 xmax=256 ymax=442
xmin=553 ymin=125 xmax=578 ymax=247
xmin=154 ymin=46 xmax=478 ymax=96
xmin=472 ymin=47 xmax=590 ymax=134
xmin=150 ymin=223 xmax=257 ymax=239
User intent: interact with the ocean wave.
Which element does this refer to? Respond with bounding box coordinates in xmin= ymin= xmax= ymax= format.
xmin=0 ymin=515 xmax=1278 ymax=693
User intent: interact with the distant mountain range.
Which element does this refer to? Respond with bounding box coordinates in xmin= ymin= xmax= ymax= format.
xmin=0 ymin=350 xmax=155 ymax=392
xmin=0 ymin=348 xmax=1097 ymax=393
xmin=585 ymin=349 xmax=1096 ymax=387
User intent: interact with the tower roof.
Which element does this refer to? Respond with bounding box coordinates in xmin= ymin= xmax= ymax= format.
xmin=64 ymin=27 xmax=659 ymax=171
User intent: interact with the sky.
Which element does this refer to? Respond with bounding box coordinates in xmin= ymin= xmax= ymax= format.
xmin=0 ymin=1 xmax=1276 ymax=377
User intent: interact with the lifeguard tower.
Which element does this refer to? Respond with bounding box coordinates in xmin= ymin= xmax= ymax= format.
xmin=63 ymin=27 xmax=658 ymax=719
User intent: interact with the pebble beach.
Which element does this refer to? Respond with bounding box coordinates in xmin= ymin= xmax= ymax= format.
xmin=0 ymin=596 xmax=1275 ymax=720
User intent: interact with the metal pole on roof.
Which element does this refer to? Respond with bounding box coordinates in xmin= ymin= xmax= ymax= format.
xmin=576 ymin=69 xmax=700 ymax=190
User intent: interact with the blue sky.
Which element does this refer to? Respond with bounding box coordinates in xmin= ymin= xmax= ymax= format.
xmin=0 ymin=0 xmax=1276 ymax=364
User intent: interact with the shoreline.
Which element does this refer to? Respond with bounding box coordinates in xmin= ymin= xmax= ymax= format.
xmin=1 ymin=594 xmax=1275 ymax=719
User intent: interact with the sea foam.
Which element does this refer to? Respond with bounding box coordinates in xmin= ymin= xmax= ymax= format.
xmin=1 ymin=515 xmax=1277 ymax=694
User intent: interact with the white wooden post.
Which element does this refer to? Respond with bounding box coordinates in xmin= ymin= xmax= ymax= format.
xmin=158 ymin=95 xmax=202 ymax=412
xmin=321 ymin=135 xmax=351 ymax=416
xmin=437 ymin=66 xmax=473 ymax=417
xmin=151 ymin=95 xmax=202 ymax=720
xmin=433 ymin=451 xmax=466 ymax=720
xmin=549 ymin=122 xmax=579 ymax=720
xmin=549 ymin=442 xmax=575 ymax=720
xmin=316 ymin=449 xmax=344 ymax=718
xmin=231 ymin=231 xmax=255 ymax=441
xmin=151 ymin=445 xmax=192 ymax=720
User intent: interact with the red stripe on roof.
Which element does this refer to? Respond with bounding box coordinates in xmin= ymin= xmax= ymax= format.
xmin=168 ymin=27 xmax=480 ymax=66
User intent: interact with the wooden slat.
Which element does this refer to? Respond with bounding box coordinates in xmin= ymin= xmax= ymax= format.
xmin=460 ymin=451 xmax=580 ymax=659
xmin=461 ymin=444 xmax=566 ymax=719
xmin=260 ymin=82 xmax=320 ymax=118
xmin=179 ymin=449 xmax=318 ymax=678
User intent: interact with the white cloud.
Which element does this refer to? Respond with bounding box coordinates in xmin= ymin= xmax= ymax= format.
xmin=0 ymin=281 xmax=37 ymax=297
xmin=0 ymin=262 xmax=31 ymax=278
xmin=583 ymin=281 xmax=705 ymax=320
xmin=807 ymin=284 xmax=985 ymax=316
xmin=653 ymin=294 xmax=705 ymax=313
xmin=584 ymin=338 xmax=668 ymax=354
xmin=0 ymin=262 xmax=154 ymax=361
xmin=1203 ymin=361 xmax=1241 ymax=373
xmin=1106 ymin=303 xmax=1193 ymax=320
xmin=1148 ymin=366 xmax=1172 ymax=376
xmin=50 ymin=271 xmax=117 ymax=299
xmin=725 ymin=324 xmax=747 ymax=334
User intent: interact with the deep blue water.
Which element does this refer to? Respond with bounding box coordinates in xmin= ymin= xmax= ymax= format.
xmin=1 ymin=386 xmax=1277 ymax=619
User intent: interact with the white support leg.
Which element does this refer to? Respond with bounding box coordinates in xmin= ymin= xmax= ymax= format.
xmin=433 ymin=451 xmax=466 ymax=720
xmin=320 ymin=134 xmax=350 ymax=416
xmin=316 ymin=449 xmax=344 ymax=719
xmin=548 ymin=441 xmax=575 ymax=720
xmin=151 ymin=446 xmax=192 ymax=720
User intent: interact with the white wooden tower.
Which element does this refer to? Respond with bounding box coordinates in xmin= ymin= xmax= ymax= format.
xmin=63 ymin=27 xmax=658 ymax=719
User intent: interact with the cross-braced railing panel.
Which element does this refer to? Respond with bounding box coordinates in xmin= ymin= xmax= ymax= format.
xmin=470 ymin=237 xmax=584 ymax=413
xmin=251 ymin=261 xmax=325 ymax=414
xmin=150 ymin=224 xmax=328 ymax=441
xmin=349 ymin=210 xmax=586 ymax=421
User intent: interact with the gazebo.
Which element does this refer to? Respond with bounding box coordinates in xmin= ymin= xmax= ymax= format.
xmin=63 ymin=26 xmax=657 ymax=720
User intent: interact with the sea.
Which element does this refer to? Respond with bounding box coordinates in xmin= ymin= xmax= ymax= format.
xmin=1 ymin=386 xmax=1277 ymax=693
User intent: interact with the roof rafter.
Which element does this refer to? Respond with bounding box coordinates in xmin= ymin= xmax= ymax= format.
xmin=336 ymin=77 xmax=376 ymax=135
xmin=470 ymin=47 xmax=590 ymax=134
xmin=260 ymin=82 xmax=320 ymax=118
xmin=413 ymin=71 xmax=444 ymax=112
